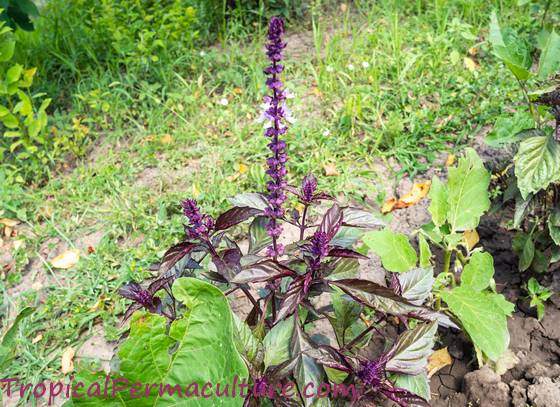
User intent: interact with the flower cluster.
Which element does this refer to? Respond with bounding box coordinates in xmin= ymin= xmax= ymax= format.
xmin=181 ymin=198 xmax=214 ymax=240
xmin=262 ymin=16 xmax=289 ymax=257
xmin=309 ymin=230 xmax=329 ymax=271
xmin=302 ymin=174 xmax=318 ymax=203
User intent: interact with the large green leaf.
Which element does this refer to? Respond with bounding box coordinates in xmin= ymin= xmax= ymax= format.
xmin=386 ymin=321 xmax=437 ymax=375
xmin=489 ymin=11 xmax=532 ymax=80
xmin=393 ymin=372 xmax=431 ymax=401
xmin=441 ymin=287 xmax=510 ymax=361
xmin=447 ymin=148 xmax=490 ymax=231
xmin=515 ymin=135 xmax=560 ymax=199
xmin=428 ymin=176 xmax=448 ymax=227
xmin=232 ymin=314 xmax=259 ymax=363
xmin=363 ymin=229 xmax=417 ymax=272
xmin=418 ymin=234 xmax=432 ymax=268
xmin=485 ymin=112 xmax=536 ymax=147
xmin=263 ymin=318 xmax=293 ymax=369
xmin=328 ymin=287 xmax=363 ymax=347
xmin=548 ymin=209 xmax=560 ymax=246
xmin=397 ymin=268 xmax=434 ymax=306
xmin=461 ymin=252 xmax=494 ymax=292
xmin=538 ymin=30 xmax=560 ymax=79
xmin=69 ymin=278 xmax=248 ymax=406
xmin=291 ymin=318 xmax=325 ymax=407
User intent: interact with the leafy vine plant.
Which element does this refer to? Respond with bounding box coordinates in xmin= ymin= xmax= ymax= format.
xmin=70 ymin=17 xmax=513 ymax=407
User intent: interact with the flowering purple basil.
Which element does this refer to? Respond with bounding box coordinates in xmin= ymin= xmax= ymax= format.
xmin=262 ymin=16 xmax=289 ymax=257
xmin=181 ymin=198 xmax=214 ymax=240
xmin=119 ymin=277 xmax=172 ymax=321
xmin=309 ymin=230 xmax=329 ymax=271
xmin=357 ymin=358 xmax=386 ymax=390
xmin=302 ymin=174 xmax=318 ymax=203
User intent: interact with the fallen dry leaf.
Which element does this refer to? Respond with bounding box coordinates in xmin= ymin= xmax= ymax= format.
xmin=0 ymin=218 xmax=19 ymax=227
xmin=383 ymin=181 xmax=431 ymax=213
xmin=160 ymin=134 xmax=173 ymax=144
xmin=32 ymin=334 xmax=43 ymax=344
xmin=464 ymin=229 xmax=480 ymax=250
xmin=323 ymin=163 xmax=340 ymax=177
xmin=61 ymin=346 xmax=75 ymax=374
xmin=399 ymin=181 xmax=431 ymax=206
xmin=446 ymin=153 xmax=456 ymax=167
xmin=463 ymin=57 xmax=479 ymax=72
xmin=381 ymin=198 xmax=398 ymax=214
xmin=12 ymin=240 xmax=24 ymax=251
xmin=427 ymin=347 xmax=453 ymax=378
xmin=4 ymin=226 xmax=13 ymax=238
xmin=468 ymin=46 xmax=478 ymax=56
xmin=51 ymin=249 xmax=80 ymax=269
xmin=233 ymin=87 xmax=243 ymax=95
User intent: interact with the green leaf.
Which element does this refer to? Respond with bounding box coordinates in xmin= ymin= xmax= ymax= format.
xmin=512 ymin=232 xmax=535 ymax=272
xmin=324 ymin=367 xmax=348 ymax=384
xmin=398 ymin=268 xmax=435 ymax=306
xmin=489 ymin=12 xmax=532 ymax=80
xmin=248 ymin=216 xmax=272 ymax=254
xmin=326 ymin=258 xmax=360 ymax=280
xmin=428 ymin=176 xmax=448 ymax=227
xmin=328 ymin=287 xmax=363 ymax=347
xmin=441 ymin=287 xmax=510 ymax=361
xmin=386 ymin=321 xmax=437 ymax=375
xmin=538 ymin=30 xmax=560 ymax=79
xmin=6 ymin=64 xmax=23 ymax=83
xmin=0 ymin=37 xmax=14 ymax=62
xmin=418 ymin=234 xmax=432 ymax=268
xmin=1 ymin=306 xmax=33 ymax=347
xmin=514 ymin=135 xmax=560 ymax=199
xmin=232 ymin=314 xmax=259 ymax=362
xmin=485 ymin=112 xmax=536 ymax=147
xmin=363 ymin=229 xmax=417 ymax=272
xmin=447 ymin=148 xmax=490 ymax=231
xmin=548 ymin=209 xmax=560 ymax=246
xmin=263 ymin=318 xmax=293 ymax=369
xmin=393 ymin=372 xmax=431 ymax=401
xmin=461 ymin=252 xmax=494 ymax=292
xmin=71 ymin=278 xmax=248 ymax=406
xmin=291 ymin=318 xmax=324 ymax=407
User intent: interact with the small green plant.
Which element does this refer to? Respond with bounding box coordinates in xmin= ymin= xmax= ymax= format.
xmin=365 ymin=148 xmax=514 ymax=364
xmin=486 ymin=11 xmax=560 ymax=273
xmin=526 ymin=277 xmax=552 ymax=320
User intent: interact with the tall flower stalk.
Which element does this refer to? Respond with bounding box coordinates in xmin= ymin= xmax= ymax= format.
xmin=262 ymin=16 xmax=289 ymax=258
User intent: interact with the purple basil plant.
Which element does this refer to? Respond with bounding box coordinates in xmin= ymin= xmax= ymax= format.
xmin=118 ymin=17 xmax=453 ymax=407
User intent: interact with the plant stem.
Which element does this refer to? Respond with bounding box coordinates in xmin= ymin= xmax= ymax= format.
xmin=299 ymin=204 xmax=309 ymax=240
xmin=443 ymin=248 xmax=452 ymax=275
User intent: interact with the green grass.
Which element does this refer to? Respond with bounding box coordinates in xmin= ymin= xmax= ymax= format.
xmin=0 ymin=0 xmax=546 ymax=396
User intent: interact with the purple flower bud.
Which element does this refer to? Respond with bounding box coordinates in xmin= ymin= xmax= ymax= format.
xmin=357 ymin=359 xmax=386 ymax=390
xmin=302 ymin=174 xmax=318 ymax=202
xmin=181 ymin=198 xmax=214 ymax=240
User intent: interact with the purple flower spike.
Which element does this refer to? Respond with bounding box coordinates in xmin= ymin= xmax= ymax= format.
xmin=181 ymin=198 xmax=214 ymax=240
xmin=309 ymin=230 xmax=329 ymax=271
xmin=263 ymin=16 xmax=290 ymax=257
xmin=302 ymin=174 xmax=318 ymax=203
xmin=357 ymin=358 xmax=386 ymax=390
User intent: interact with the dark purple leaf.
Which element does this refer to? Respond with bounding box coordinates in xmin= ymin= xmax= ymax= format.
xmin=118 ymin=282 xmax=143 ymax=301
xmin=160 ymin=241 xmax=200 ymax=272
xmin=146 ymin=276 xmax=172 ymax=294
xmin=328 ymin=247 xmax=369 ymax=260
xmin=342 ymin=207 xmax=385 ymax=228
xmin=232 ymin=260 xmax=296 ymax=284
xmin=212 ymin=247 xmax=242 ymax=280
xmin=308 ymin=345 xmax=354 ymax=373
xmin=284 ymin=185 xmax=302 ymax=198
xmin=122 ymin=303 xmax=142 ymax=322
xmin=215 ymin=207 xmax=262 ymax=231
xmin=383 ymin=386 xmax=430 ymax=407
xmin=201 ymin=270 xmax=228 ymax=283
xmin=275 ymin=275 xmax=311 ymax=322
xmin=312 ymin=192 xmax=335 ymax=201
xmin=228 ymin=192 xmax=270 ymax=211
xmin=320 ymin=204 xmax=343 ymax=240
xmin=248 ymin=216 xmax=272 ymax=254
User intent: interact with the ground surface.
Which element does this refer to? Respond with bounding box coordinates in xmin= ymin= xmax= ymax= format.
xmin=1 ymin=2 xmax=558 ymax=406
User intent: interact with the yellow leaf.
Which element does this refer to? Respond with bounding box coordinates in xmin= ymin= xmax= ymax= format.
xmin=446 ymin=153 xmax=456 ymax=167
xmin=427 ymin=347 xmax=453 ymax=378
xmin=32 ymin=334 xmax=43 ymax=344
xmin=463 ymin=57 xmax=479 ymax=72
xmin=51 ymin=249 xmax=80 ymax=269
xmin=238 ymin=163 xmax=249 ymax=174
xmin=191 ymin=183 xmax=200 ymax=199
xmin=61 ymin=346 xmax=75 ymax=374
xmin=468 ymin=46 xmax=478 ymax=56
xmin=464 ymin=229 xmax=480 ymax=250
xmin=233 ymin=87 xmax=243 ymax=95
xmin=323 ymin=163 xmax=340 ymax=177
xmin=0 ymin=218 xmax=19 ymax=227
xmin=398 ymin=181 xmax=431 ymax=206
xmin=160 ymin=134 xmax=173 ymax=144
xmin=381 ymin=198 xmax=398 ymax=214
xmin=340 ymin=3 xmax=348 ymax=12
